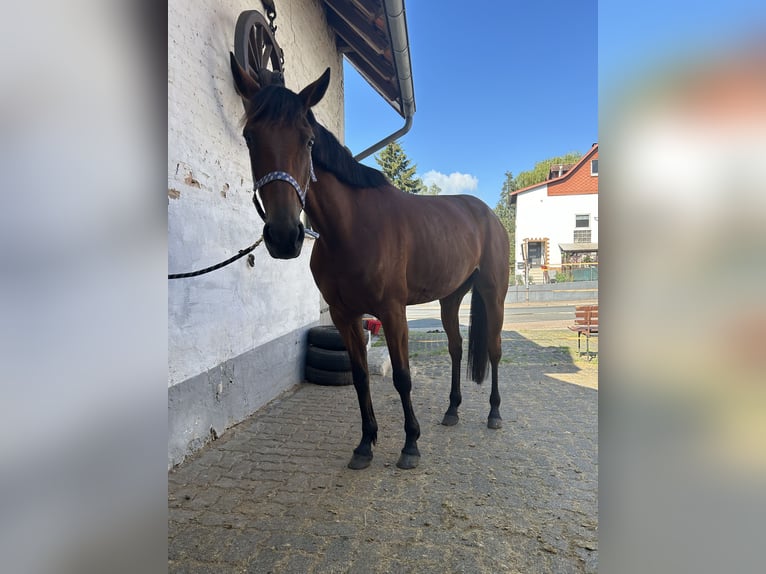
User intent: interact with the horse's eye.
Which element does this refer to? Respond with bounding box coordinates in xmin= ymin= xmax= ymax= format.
xmin=307 ymin=138 xmax=315 ymax=149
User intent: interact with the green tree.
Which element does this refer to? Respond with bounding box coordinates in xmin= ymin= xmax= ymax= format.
xmin=514 ymin=152 xmax=583 ymax=189
xmin=421 ymin=183 xmax=442 ymax=196
xmin=375 ymin=142 xmax=424 ymax=194
xmin=493 ymin=171 xmax=518 ymax=271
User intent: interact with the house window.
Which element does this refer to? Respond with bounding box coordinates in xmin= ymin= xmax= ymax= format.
xmin=590 ymin=159 xmax=598 ymax=176
xmin=575 ymin=214 xmax=590 ymax=228
xmin=574 ymin=229 xmax=592 ymax=243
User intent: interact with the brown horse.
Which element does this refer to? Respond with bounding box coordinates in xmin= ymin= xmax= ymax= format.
xmin=231 ymin=55 xmax=510 ymax=470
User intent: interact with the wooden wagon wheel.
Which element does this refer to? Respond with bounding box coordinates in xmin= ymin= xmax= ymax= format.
xmin=234 ymin=10 xmax=285 ymax=87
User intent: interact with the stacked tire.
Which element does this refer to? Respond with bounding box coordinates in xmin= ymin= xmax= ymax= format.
xmin=305 ymin=325 xmax=353 ymax=386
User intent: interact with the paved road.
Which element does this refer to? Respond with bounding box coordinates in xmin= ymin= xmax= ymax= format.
xmin=406 ymin=300 xmax=597 ymax=332
xmin=169 ymin=325 xmax=598 ymax=573
xmin=504 ymin=305 xmax=578 ymax=323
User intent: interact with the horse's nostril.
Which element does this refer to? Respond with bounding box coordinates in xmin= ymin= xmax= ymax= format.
xmin=263 ymin=222 xmax=303 ymax=255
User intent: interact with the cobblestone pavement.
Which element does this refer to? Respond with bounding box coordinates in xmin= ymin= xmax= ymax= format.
xmin=169 ymin=329 xmax=598 ymax=573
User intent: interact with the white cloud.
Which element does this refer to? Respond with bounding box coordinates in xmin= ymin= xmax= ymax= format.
xmin=421 ymin=170 xmax=478 ymax=195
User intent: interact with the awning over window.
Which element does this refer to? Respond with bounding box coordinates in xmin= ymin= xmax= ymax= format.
xmin=559 ymin=243 xmax=599 ymax=253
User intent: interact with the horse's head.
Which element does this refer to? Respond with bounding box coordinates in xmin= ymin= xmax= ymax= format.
xmin=230 ymin=53 xmax=330 ymax=259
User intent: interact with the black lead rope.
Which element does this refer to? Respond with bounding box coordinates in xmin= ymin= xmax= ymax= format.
xmin=170 ymin=159 xmax=318 ymax=280
xmin=168 ymin=237 xmax=263 ymax=279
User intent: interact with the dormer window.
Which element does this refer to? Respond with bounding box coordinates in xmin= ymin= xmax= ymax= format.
xmin=591 ymin=159 xmax=598 ymax=176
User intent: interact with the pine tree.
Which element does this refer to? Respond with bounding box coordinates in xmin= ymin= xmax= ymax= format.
xmin=374 ymin=142 xmax=424 ymax=193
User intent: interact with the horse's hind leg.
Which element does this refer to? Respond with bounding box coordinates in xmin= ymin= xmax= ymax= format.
xmin=475 ymin=282 xmax=506 ymax=429
xmin=440 ymin=279 xmax=473 ymax=426
xmin=486 ymin=299 xmax=504 ymax=429
xmin=379 ymin=305 xmax=421 ymax=469
xmin=330 ymin=307 xmax=377 ymax=470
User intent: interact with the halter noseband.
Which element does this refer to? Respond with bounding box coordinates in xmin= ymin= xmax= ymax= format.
xmin=252 ymin=155 xmax=317 ymax=222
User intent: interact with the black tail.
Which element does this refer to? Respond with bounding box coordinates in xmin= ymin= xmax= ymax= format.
xmin=467 ymin=287 xmax=489 ymax=383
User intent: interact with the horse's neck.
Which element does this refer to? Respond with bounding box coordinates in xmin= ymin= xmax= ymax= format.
xmin=304 ymin=168 xmax=357 ymax=245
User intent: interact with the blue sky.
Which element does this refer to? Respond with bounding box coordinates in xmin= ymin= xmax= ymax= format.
xmin=599 ymin=0 xmax=766 ymax=94
xmin=342 ymin=0 xmax=598 ymax=209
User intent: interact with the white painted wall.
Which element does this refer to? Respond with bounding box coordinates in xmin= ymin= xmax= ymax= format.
xmin=515 ymin=185 xmax=599 ymax=266
xmin=168 ymin=0 xmax=343 ymax=387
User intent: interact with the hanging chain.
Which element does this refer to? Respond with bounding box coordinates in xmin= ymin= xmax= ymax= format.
xmin=261 ymin=0 xmax=278 ymax=33
xmin=260 ymin=0 xmax=283 ymax=67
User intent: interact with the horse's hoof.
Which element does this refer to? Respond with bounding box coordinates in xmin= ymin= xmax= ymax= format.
xmin=441 ymin=413 xmax=459 ymax=426
xmin=487 ymin=417 xmax=503 ymax=429
xmin=396 ymin=452 xmax=420 ymax=469
xmin=348 ymin=453 xmax=372 ymax=470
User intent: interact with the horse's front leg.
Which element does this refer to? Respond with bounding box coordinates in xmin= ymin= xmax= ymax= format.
xmin=330 ymin=308 xmax=377 ymax=470
xmin=379 ymin=305 xmax=420 ymax=469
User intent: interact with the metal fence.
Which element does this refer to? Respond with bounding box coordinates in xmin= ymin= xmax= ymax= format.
xmin=506 ymin=279 xmax=598 ymax=304
xmin=516 ymin=262 xmax=599 ymax=286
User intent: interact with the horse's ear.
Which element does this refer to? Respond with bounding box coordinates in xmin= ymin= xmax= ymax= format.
xmin=230 ymin=52 xmax=261 ymax=101
xmin=299 ymin=67 xmax=331 ymax=109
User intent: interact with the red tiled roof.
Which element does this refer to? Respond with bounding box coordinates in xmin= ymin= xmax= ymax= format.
xmin=509 ymin=144 xmax=598 ymax=197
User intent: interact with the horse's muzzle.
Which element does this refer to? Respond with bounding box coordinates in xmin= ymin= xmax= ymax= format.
xmin=263 ymin=221 xmax=305 ymax=259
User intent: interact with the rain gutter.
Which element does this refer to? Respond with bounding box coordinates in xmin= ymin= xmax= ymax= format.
xmin=353 ymin=0 xmax=416 ymax=161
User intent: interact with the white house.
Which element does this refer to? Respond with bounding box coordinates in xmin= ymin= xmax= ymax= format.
xmin=168 ymin=0 xmax=414 ymax=467
xmin=510 ymin=144 xmax=599 ymax=284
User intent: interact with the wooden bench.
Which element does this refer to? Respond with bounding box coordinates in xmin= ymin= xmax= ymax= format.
xmin=568 ymin=304 xmax=599 ymax=358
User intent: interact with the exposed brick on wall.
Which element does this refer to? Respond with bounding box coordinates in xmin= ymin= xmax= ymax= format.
xmin=548 ymin=147 xmax=598 ymax=196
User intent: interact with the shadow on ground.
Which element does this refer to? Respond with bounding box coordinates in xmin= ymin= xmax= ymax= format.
xmin=408 ymin=327 xmax=578 ymax=364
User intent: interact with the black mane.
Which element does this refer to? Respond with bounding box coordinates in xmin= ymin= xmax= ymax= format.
xmin=246 ymin=85 xmax=389 ymax=190
xmin=308 ymin=111 xmax=389 ymax=189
